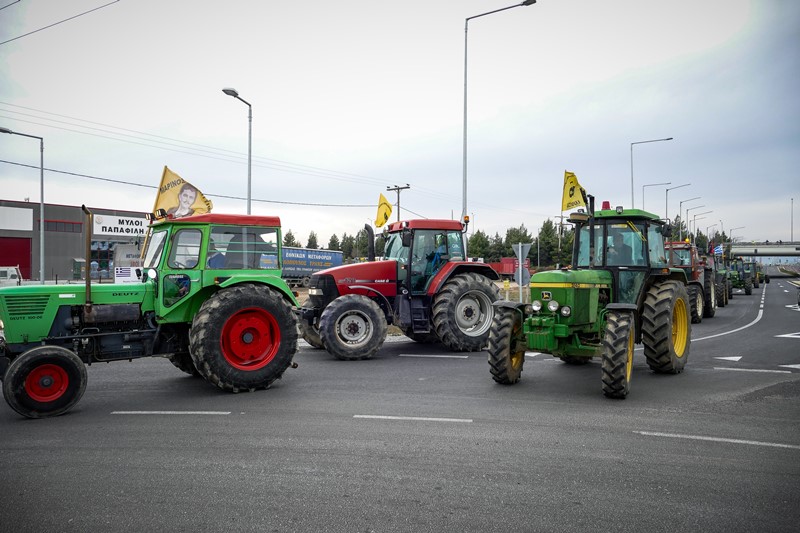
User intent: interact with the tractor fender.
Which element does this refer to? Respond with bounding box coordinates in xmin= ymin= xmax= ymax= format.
xmin=492 ymin=299 xmax=525 ymax=310
xmin=427 ymin=263 xmax=499 ymax=295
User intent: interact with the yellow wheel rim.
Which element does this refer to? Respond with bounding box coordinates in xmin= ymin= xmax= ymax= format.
xmin=625 ymin=323 xmax=635 ymax=382
xmin=672 ymin=296 xmax=689 ymax=357
xmin=509 ymin=316 xmax=525 ymax=371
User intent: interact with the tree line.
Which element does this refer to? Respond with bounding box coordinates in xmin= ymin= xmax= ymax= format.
xmin=280 ymin=214 xmax=736 ymax=269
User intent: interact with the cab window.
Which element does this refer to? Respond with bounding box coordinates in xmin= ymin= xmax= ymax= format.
xmin=208 ymin=226 xmax=279 ymax=270
xmin=168 ymin=229 xmax=202 ymax=269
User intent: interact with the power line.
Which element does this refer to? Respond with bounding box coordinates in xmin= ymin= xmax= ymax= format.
xmin=0 ymin=159 xmax=374 ymax=208
xmin=1 ymin=1 xmax=121 ymax=46
xmin=0 ymin=1 xmax=21 ymax=12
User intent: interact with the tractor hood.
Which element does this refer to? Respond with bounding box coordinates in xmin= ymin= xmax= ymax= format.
xmin=529 ymin=269 xmax=612 ymax=287
xmin=315 ymin=260 xmax=399 ymax=298
xmin=528 ymin=269 xmax=611 ymax=325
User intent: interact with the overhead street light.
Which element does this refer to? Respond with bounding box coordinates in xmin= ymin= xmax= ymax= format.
xmin=1 ymin=126 xmax=45 ymax=284
xmin=462 ymin=0 xmax=537 ymax=238
xmin=729 ymin=226 xmax=745 ymax=244
xmin=684 ymin=203 xmax=705 ymax=241
xmin=222 ymin=87 xmax=253 ymax=214
xmin=665 ymin=183 xmax=690 ymax=221
xmin=692 ymin=210 xmax=713 ymax=244
xmin=642 ymin=181 xmax=670 ymax=211
xmin=679 ymin=197 xmax=701 ymax=241
xmin=630 ymin=137 xmax=673 ymax=208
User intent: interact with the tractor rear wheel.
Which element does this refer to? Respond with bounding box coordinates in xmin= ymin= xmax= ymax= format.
xmin=601 ymin=310 xmax=634 ymax=399
xmin=432 ymin=272 xmax=500 ymax=352
xmin=744 ymin=279 xmax=753 ymax=295
xmin=642 ymin=280 xmax=691 ymax=374
xmin=727 ymin=280 xmax=733 ymax=299
xmin=488 ymin=306 xmax=526 ymax=384
xmin=190 ymin=284 xmax=297 ymax=392
xmin=299 ymin=304 xmax=324 ymax=349
xmin=319 ymin=294 xmax=387 ymax=360
xmin=168 ymin=351 xmax=200 ymax=377
xmin=715 ymin=281 xmax=726 ymax=308
xmin=689 ymin=285 xmax=703 ymax=324
xmin=3 ymin=346 xmax=87 ymax=419
xmin=703 ymin=278 xmax=716 ymax=318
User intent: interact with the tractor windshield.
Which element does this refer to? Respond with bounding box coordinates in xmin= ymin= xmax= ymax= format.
xmin=143 ymin=229 xmax=168 ymax=268
xmin=671 ymin=248 xmax=692 ymax=266
xmin=383 ymin=233 xmax=408 ymax=262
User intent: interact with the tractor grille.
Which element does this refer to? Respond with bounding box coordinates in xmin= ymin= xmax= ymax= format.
xmin=2 ymin=294 xmax=50 ymax=318
xmin=308 ymin=274 xmax=338 ymax=308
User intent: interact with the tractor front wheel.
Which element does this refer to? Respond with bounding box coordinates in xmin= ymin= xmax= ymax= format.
xmin=319 ymin=294 xmax=387 ymax=360
xmin=703 ymin=278 xmax=716 ymax=318
xmin=3 ymin=346 xmax=87 ymax=419
xmin=190 ymin=284 xmax=297 ymax=392
xmin=299 ymin=304 xmax=325 ymax=349
xmin=601 ymin=310 xmax=635 ymax=399
xmin=642 ymin=280 xmax=691 ymax=374
xmin=167 ymin=351 xmax=200 ymax=377
xmin=689 ymin=285 xmax=703 ymax=324
xmin=744 ymin=279 xmax=753 ymax=295
xmin=488 ymin=306 xmax=526 ymax=384
xmin=715 ymin=281 xmax=726 ymax=308
xmin=432 ymin=272 xmax=500 ymax=352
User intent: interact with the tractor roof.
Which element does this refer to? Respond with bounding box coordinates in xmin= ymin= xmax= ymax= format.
xmin=593 ymin=208 xmax=662 ymax=222
xmin=386 ymin=219 xmax=464 ymax=232
xmin=152 ymin=213 xmax=282 ymax=228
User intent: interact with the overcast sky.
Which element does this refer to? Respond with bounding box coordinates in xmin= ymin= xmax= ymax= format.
xmin=1 ymin=0 xmax=798 ymax=245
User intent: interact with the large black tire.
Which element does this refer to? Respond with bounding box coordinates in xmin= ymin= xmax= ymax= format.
xmin=168 ymin=351 xmax=200 ymax=377
xmin=299 ymin=304 xmax=324 ymax=349
xmin=319 ymin=294 xmax=387 ymax=360
xmin=601 ymin=311 xmax=634 ymax=399
xmin=753 ymin=276 xmax=759 ymax=289
xmin=723 ymin=280 xmax=730 ymax=305
xmin=703 ymin=277 xmax=716 ymax=318
xmin=765 ymin=274 xmax=770 ymax=284
xmin=189 ymin=284 xmax=298 ymax=392
xmin=642 ymin=280 xmax=691 ymax=374
xmin=744 ymin=278 xmax=753 ymax=295
xmin=3 ymin=346 xmax=87 ymax=419
xmin=688 ymin=285 xmax=703 ymax=324
xmin=432 ymin=272 xmax=500 ymax=352
xmin=727 ymin=279 xmax=733 ymax=299
xmin=715 ymin=281 xmax=726 ymax=308
xmin=487 ymin=306 xmax=526 ymax=384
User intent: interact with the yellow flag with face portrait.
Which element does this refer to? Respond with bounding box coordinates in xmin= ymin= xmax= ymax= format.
xmin=153 ymin=166 xmax=213 ymax=219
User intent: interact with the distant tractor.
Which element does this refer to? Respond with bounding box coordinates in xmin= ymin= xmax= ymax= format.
xmin=488 ymin=200 xmax=691 ymax=399
xmin=729 ymin=258 xmax=754 ymax=295
xmin=666 ymin=240 xmax=718 ymax=322
xmin=298 ymin=220 xmax=500 ymax=360
xmin=0 ymin=208 xmax=299 ymax=418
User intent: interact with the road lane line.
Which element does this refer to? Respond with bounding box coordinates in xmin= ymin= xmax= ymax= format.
xmin=635 ymin=430 xmax=800 ymax=450
xmin=111 ymin=411 xmax=231 ymax=415
xmin=398 ymin=354 xmax=469 ymax=359
xmin=354 ymin=415 xmax=472 ymax=423
xmin=713 ymin=367 xmax=791 ymax=374
xmin=693 ymin=309 xmax=763 ymax=342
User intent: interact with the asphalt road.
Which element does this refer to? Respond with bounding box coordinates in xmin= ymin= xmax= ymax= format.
xmin=1 ymin=267 xmax=799 ymax=532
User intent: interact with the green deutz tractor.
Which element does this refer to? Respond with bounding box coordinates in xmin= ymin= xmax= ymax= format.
xmin=0 ymin=208 xmax=299 ymax=419
xmin=488 ymin=201 xmax=691 ymax=399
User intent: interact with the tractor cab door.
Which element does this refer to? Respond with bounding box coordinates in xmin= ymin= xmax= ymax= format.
xmin=606 ymin=222 xmax=650 ymax=305
xmin=409 ymin=229 xmax=463 ymax=295
xmin=159 ymin=227 xmax=203 ymax=316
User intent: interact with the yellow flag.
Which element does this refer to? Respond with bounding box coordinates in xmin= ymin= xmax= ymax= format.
xmin=153 ymin=166 xmax=213 ymax=218
xmin=561 ymin=170 xmax=587 ymax=211
xmin=375 ymin=193 xmax=393 ymax=227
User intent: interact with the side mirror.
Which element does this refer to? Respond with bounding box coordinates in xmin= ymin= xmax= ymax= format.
xmin=662 ymin=223 xmax=673 ymax=237
xmin=135 ymin=268 xmax=142 ymax=279
xmin=401 ymin=230 xmax=412 ymax=248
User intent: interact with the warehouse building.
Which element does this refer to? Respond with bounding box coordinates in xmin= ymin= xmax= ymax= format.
xmin=0 ymin=199 xmax=147 ymax=282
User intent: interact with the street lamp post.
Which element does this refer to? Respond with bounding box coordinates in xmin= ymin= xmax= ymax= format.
xmin=1 ymin=126 xmax=44 ymax=284
xmin=665 ymin=183 xmax=690 ymax=221
xmin=630 ymin=137 xmax=673 ymax=208
xmin=729 ymin=226 xmax=745 ymax=244
xmin=222 ymin=88 xmax=253 ymax=214
xmin=642 ymin=181 xmax=670 ymax=211
xmin=679 ymin=197 xmax=701 ymax=240
xmin=684 ymin=204 xmax=705 ymax=241
xmin=462 ymin=0 xmax=537 ymax=228
xmin=692 ymin=210 xmax=713 ymax=244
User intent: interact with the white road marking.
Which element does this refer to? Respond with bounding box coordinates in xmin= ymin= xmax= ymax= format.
xmin=111 ymin=411 xmax=231 ymax=415
xmin=779 ymin=364 xmax=800 ymax=370
xmin=713 ymin=367 xmax=791 ymax=374
xmin=694 ymin=309 xmax=763 ymax=342
xmin=714 ymin=356 xmax=742 ymax=362
xmin=398 ymin=354 xmax=469 ymax=359
xmin=775 ymin=332 xmax=800 ymax=339
xmin=354 ymin=415 xmax=472 ymax=423
xmin=635 ymin=431 xmax=800 ymax=450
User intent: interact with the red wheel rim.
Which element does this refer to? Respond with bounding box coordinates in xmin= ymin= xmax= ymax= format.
xmin=220 ymin=307 xmax=281 ymax=371
xmin=25 ymin=364 xmax=69 ymax=403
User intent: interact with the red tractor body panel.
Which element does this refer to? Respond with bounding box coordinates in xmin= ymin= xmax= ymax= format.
xmin=321 ymin=260 xmax=400 ymax=298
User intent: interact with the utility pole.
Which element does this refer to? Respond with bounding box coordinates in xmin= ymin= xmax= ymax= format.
xmin=386 ymin=184 xmax=410 ymax=222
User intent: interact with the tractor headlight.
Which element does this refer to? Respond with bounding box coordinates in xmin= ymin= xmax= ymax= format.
xmin=531 ymin=300 xmax=542 ymax=312
xmin=560 ymin=306 xmax=572 ymax=317
xmin=547 ymin=300 xmax=560 ymax=313
xmin=308 ymin=288 xmax=324 ymax=296
xmin=524 ymin=304 xmax=534 ymax=315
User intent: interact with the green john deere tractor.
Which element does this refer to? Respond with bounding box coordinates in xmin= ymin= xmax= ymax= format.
xmin=0 ymin=208 xmax=299 ymax=419
xmin=488 ymin=200 xmax=691 ymax=399
xmin=729 ymin=258 xmax=754 ymax=295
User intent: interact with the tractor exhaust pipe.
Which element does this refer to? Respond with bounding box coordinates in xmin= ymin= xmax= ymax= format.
xmin=81 ymin=205 xmax=93 ymax=312
xmin=365 ymin=224 xmax=375 ymax=262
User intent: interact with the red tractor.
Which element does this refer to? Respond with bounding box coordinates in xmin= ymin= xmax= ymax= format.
xmin=298 ymin=220 xmax=501 ymax=360
xmin=666 ymin=240 xmax=718 ymax=323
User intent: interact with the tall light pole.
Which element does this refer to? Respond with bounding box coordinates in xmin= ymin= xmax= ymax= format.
xmin=630 ymin=137 xmax=673 ymax=208
xmin=684 ymin=204 xmax=705 ymax=241
xmin=462 ymin=0 xmax=537 ymax=227
xmin=222 ymin=88 xmax=253 ymax=214
xmin=729 ymin=226 xmax=745 ymax=246
xmin=1 ymin=126 xmax=44 ymax=284
xmin=692 ymin=210 xmax=713 ymax=244
xmin=665 ymin=183 xmax=690 ymax=221
xmin=642 ymin=181 xmax=670 ymax=211
xmin=679 ymin=197 xmax=701 ymax=240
